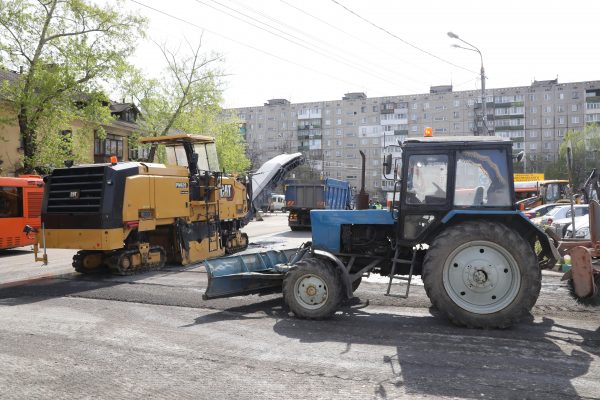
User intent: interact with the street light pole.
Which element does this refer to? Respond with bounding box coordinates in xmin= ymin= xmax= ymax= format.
xmin=448 ymin=32 xmax=488 ymax=136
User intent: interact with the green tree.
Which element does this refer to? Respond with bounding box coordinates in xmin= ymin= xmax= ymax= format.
xmin=122 ymin=38 xmax=250 ymax=173
xmin=0 ymin=0 xmax=146 ymax=172
xmin=556 ymin=124 xmax=600 ymax=188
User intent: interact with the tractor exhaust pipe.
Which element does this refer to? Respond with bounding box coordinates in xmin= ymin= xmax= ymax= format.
xmin=356 ymin=150 xmax=369 ymax=210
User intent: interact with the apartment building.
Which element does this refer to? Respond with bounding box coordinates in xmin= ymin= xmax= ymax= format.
xmin=226 ymin=79 xmax=600 ymax=199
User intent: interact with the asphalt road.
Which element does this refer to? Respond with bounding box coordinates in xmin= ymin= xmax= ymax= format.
xmin=0 ymin=213 xmax=599 ymax=399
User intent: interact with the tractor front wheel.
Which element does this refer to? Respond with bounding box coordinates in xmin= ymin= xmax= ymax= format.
xmin=422 ymin=221 xmax=540 ymax=328
xmin=283 ymin=257 xmax=343 ymax=319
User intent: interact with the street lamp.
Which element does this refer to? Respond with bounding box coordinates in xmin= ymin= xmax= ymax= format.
xmin=448 ymin=32 xmax=488 ymax=136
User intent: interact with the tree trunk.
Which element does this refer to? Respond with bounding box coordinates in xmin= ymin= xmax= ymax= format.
xmin=18 ymin=111 xmax=37 ymax=174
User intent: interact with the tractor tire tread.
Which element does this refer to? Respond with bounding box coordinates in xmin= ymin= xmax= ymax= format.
xmin=283 ymin=257 xmax=343 ymax=320
xmin=422 ymin=220 xmax=540 ymax=329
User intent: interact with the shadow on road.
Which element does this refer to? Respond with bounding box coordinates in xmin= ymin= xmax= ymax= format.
xmin=181 ymin=297 xmax=287 ymax=327
xmin=264 ymin=301 xmax=595 ymax=400
xmin=0 ymin=248 xmax=33 ymax=258
xmin=0 ymin=263 xmax=197 ymax=306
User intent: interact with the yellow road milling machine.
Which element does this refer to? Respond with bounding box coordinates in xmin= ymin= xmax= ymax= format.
xmin=29 ymin=134 xmax=251 ymax=274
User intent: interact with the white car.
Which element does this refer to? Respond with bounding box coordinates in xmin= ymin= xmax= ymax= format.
xmin=564 ymin=215 xmax=590 ymax=239
xmin=538 ymin=204 xmax=589 ymax=228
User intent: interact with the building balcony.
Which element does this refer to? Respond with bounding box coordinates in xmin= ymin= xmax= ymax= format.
xmin=585 ymin=96 xmax=600 ymax=103
xmin=493 ymin=101 xmax=524 ymax=108
xmin=298 ymin=124 xmax=321 ymax=130
xmin=494 ymin=114 xmax=524 ymax=119
xmin=494 ymin=125 xmax=524 ymax=131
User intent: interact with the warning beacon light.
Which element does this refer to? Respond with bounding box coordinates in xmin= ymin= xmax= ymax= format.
xmin=424 ymin=127 xmax=433 ymax=137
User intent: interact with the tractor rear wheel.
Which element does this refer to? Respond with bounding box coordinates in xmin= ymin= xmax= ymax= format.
xmin=283 ymin=257 xmax=343 ymax=319
xmin=422 ymin=221 xmax=540 ymax=328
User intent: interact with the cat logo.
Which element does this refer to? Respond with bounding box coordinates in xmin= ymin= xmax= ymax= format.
xmin=220 ymin=184 xmax=234 ymax=200
xmin=69 ymin=190 xmax=80 ymax=199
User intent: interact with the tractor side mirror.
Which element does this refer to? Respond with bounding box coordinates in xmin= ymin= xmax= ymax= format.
xmin=383 ymin=154 xmax=393 ymax=175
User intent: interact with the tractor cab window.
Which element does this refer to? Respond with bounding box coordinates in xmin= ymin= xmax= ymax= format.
xmin=195 ymin=142 xmax=221 ymax=172
xmin=406 ymin=154 xmax=448 ymax=204
xmin=454 ymin=149 xmax=511 ymax=207
xmin=165 ymin=145 xmax=189 ymax=167
xmin=543 ymin=183 xmax=566 ymax=202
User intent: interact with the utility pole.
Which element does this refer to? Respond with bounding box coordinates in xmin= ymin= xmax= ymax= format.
xmin=448 ymin=32 xmax=489 ymax=135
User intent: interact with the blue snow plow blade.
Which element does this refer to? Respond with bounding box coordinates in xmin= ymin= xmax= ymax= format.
xmin=203 ymin=248 xmax=307 ymax=300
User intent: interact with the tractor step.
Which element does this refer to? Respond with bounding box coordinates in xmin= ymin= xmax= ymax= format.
xmin=385 ymin=252 xmax=416 ymax=299
xmin=203 ymin=247 xmax=308 ymax=300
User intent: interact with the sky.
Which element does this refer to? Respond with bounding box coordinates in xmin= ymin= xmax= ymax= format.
xmin=119 ymin=0 xmax=600 ymax=109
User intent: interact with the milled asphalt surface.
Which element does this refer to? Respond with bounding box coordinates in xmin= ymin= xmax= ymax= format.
xmin=0 ymin=213 xmax=599 ymax=399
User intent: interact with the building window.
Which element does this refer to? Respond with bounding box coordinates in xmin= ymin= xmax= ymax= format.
xmin=529 ymin=143 xmax=537 ymax=150
xmin=558 ymin=117 xmax=565 ymax=125
xmin=572 ymin=116 xmax=580 ymax=124
xmin=572 ymin=104 xmax=578 ymax=112
xmin=94 ymin=133 xmax=124 ymax=163
xmin=454 ymin=100 xmax=460 ymax=107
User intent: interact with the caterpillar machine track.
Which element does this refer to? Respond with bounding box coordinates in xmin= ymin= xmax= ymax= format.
xmin=29 ymin=134 xmax=253 ymax=275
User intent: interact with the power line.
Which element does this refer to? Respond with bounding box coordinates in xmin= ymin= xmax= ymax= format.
xmin=192 ymin=0 xmax=411 ymax=91
xmin=278 ymin=0 xmax=449 ymax=84
xmin=128 ymin=0 xmax=361 ymax=89
xmin=330 ymin=0 xmax=477 ymax=75
xmin=224 ymin=0 xmax=430 ymax=91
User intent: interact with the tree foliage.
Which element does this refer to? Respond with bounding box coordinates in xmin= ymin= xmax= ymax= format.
xmin=544 ymin=124 xmax=600 ymax=188
xmin=122 ymin=37 xmax=250 ymax=173
xmin=0 ymin=0 xmax=146 ymax=172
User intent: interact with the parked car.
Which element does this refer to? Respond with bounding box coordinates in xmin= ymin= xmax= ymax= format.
xmin=537 ymin=204 xmax=589 ymax=228
xmin=269 ymin=194 xmax=286 ymax=212
xmin=525 ymin=203 xmax=560 ymax=222
xmin=564 ymin=215 xmax=590 ymax=239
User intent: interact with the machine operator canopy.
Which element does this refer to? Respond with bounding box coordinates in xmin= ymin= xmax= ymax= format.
xmin=140 ymin=134 xmax=221 ymax=172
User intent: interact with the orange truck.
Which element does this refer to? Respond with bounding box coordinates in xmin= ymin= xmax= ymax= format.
xmin=0 ymin=175 xmax=44 ymax=250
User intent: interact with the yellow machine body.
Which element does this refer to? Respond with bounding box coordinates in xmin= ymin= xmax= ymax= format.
xmin=37 ymin=134 xmax=251 ymax=274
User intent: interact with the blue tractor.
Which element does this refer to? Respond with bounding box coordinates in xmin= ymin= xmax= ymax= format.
xmin=204 ymin=137 xmax=559 ymax=328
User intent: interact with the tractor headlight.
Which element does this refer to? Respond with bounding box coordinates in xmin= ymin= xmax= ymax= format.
xmin=575 ymin=226 xmax=590 ymax=238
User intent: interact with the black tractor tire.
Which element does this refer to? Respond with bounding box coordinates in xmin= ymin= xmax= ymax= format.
xmin=422 ymin=220 xmax=540 ymax=329
xmin=283 ymin=257 xmax=344 ymax=319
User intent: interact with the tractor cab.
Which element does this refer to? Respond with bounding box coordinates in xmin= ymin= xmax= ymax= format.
xmin=396 ymin=137 xmax=514 ymax=243
xmin=140 ymin=134 xmax=222 ymax=201
xmin=141 ymin=134 xmax=220 ymax=174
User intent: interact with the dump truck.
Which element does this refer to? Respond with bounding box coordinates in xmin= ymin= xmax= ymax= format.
xmin=204 ymin=136 xmax=560 ymax=328
xmin=285 ymin=178 xmax=351 ymax=230
xmin=28 ymin=134 xmax=253 ymax=274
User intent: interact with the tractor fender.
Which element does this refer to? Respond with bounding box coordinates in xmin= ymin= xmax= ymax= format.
xmin=441 ymin=210 xmax=560 ymax=267
xmin=312 ymin=249 xmax=353 ymax=298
